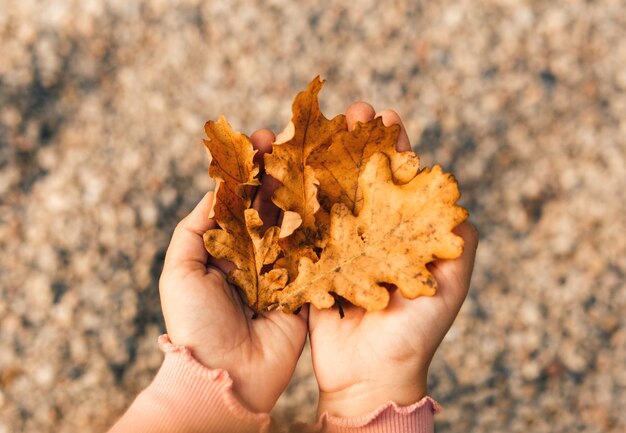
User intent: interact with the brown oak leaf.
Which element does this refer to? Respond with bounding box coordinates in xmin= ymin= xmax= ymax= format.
xmin=264 ymin=76 xmax=346 ymax=278
xmin=204 ymin=205 xmax=287 ymax=310
xmin=277 ymin=152 xmax=468 ymax=313
xmin=309 ymin=116 xmax=420 ymax=216
xmin=203 ymin=116 xmax=286 ymax=310
xmin=204 ymin=115 xmax=260 ymax=197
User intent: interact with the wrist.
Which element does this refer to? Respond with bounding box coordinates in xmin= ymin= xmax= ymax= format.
xmin=109 ymin=335 xmax=271 ymax=432
xmin=317 ymin=376 xmax=428 ymax=418
xmin=171 ymin=341 xmax=280 ymax=414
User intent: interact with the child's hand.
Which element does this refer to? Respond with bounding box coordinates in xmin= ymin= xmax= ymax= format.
xmin=158 ymin=130 xmax=308 ymax=414
xmin=309 ymin=103 xmax=479 ymax=417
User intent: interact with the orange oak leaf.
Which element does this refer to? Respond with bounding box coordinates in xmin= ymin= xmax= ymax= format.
xmin=202 ymin=116 xmax=286 ymax=310
xmin=204 ymin=204 xmax=287 ymax=310
xmin=204 ymin=115 xmax=260 ymax=196
xmin=277 ymin=152 xmax=468 ymax=313
xmin=308 ymin=116 xmax=420 ymax=216
xmin=264 ymin=76 xmax=346 ymax=278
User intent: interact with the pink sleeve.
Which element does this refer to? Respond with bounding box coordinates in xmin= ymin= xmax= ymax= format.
xmin=309 ymin=398 xmax=440 ymax=433
xmin=107 ymin=334 xmax=272 ymax=433
xmin=109 ymin=335 xmax=439 ymax=433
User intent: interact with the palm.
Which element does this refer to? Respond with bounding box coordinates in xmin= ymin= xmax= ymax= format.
xmin=308 ymin=219 xmax=476 ymax=419
xmin=310 ymin=275 xmax=462 ymax=397
xmin=161 ymin=265 xmax=307 ymax=413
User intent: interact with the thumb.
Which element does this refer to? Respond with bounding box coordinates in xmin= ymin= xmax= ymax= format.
xmin=163 ymin=192 xmax=217 ymax=273
xmin=430 ymin=221 xmax=479 ymax=312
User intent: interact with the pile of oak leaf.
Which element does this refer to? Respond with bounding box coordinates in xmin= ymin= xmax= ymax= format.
xmin=203 ymin=77 xmax=468 ymax=313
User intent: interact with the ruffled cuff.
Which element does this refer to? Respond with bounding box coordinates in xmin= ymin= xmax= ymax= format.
xmin=309 ymin=397 xmax=440 ymax=433
xmin=108 ymin=334 xmax=271 ymax=433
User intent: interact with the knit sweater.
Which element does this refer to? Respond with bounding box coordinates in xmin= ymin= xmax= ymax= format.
xmin=108 ymin=335 xmax=440 ymax=433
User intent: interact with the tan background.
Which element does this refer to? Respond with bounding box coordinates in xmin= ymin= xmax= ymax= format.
xmin=1 ymin=0 xmax=625 ymax=431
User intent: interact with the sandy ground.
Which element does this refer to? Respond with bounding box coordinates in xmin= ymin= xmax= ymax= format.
xmin=1 ymin=0 xmax=625 ymax=431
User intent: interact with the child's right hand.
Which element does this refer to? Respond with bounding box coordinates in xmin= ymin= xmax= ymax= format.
xmin=309 ymin=103 xmax=479 ymax=418
xmin=158 ymin=129 xmax=309 ymax=415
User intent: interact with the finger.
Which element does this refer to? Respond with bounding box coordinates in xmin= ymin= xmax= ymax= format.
xmin=250 ymin=129 xmax=274 ymax=172
xmin=164 ymin=192 xmax=217 ymax=272
xmin=377 ymin=109 xmax=411 ymax=151
xmin=430 ymin=221 xmax=479 ymax=311
xmin=346 ymin=101 xmax=375 ymax=131
xmin=240 ymin=129 xmax=272 ymax=202
xmin=251 ymin=129 xmax=282 ymax=229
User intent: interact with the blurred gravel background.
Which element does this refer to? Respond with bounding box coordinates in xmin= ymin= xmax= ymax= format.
xmin=1 ymin=0 xmax=625 ymax=432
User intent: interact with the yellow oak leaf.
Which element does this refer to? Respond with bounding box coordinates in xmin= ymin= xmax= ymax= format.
xmin=277 ymin=152 xmax=468 ymax=313
xmin=264 ymin=76 xmax=346 ymax=278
